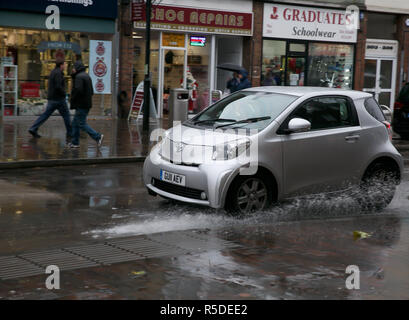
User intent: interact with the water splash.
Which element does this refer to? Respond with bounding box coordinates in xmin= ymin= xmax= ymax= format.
xmin=85 ymin=191 xmax=372 ymax=239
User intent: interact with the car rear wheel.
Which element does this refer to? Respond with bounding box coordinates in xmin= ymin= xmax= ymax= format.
xmin=357 ymin=163 xmax=399 ymax=212
xmin=225 ymin=175 xmax=273 ymax=215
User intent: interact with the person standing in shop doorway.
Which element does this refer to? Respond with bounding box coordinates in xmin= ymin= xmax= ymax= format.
xmin=67 ymin=61 xmax=103 ymax=149
xmin=28 ymin=60 xmax=72 ymax=141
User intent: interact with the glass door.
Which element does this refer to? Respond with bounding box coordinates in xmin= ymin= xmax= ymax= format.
xmin=285 ymin=41 xmax=307 ymax=86
xmin=363 ymin=58 xmax=396 ymax=108
xmin=286 ymin=56 xmax=306 ymax=86
xmin=161 ymin=48 xmax=186 ymax=115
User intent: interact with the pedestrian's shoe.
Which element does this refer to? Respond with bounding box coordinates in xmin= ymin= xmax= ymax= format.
xmin=28 ymin=130 xmax=41 ymax=138
xmin=68 ymin=143 xmax=80 ymax=149
xmin=66 ymin=135 xmax=72 ymax=144
xmin=97 ymin=134 xmax=104 ymax=147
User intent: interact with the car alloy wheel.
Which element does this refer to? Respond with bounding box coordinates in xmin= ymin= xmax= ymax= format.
xmin=236 ymin=177 xmax=268 ymax=214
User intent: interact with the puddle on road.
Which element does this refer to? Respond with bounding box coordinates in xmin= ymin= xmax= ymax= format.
xmin=85 ymin=182 xmax=409 ymax=239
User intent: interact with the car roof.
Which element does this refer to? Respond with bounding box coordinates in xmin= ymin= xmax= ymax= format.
xmin=244 ymin=86 xmax=372 ymax=100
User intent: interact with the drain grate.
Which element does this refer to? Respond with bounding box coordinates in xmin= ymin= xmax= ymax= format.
xmin=0 ymin=230 xmax=241 ymax=280
xmin=65 ymin=244 xmax=144 ymax=265
xmin=19 ymin=249 xmax=99 ymax=271
xmin=106 ymin=237 xmax=189 ymax=259
xmin=0 ymin=256 xmax=44 ymax=280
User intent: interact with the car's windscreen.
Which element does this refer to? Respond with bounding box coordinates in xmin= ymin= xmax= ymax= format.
xmin=189 ymin=91 xmax=298 ymax=130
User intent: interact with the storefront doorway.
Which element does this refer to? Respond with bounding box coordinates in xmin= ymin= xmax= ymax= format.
xmin=157 ymin=32 xmax=213 ymax=118
xmin=363 ymin=40 xmax=398 ymax=108
xmin=286 ymin=41 xmax=307 ymax=86
xmin=160 ymin=48 xmax=186 ymax=115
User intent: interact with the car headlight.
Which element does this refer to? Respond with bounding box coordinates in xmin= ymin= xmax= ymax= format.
xmin=156 ymin=131 xmax=170 ymax=156
xmin=212 ymin=138 xmax=251 ymax=161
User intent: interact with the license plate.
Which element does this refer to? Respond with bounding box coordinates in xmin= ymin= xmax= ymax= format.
xmin=160 ymin=169 xmax=186 ymax=186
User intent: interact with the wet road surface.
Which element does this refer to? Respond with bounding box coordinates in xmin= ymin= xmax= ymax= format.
xmin=0 ymin=162 xmax=408 ymax=299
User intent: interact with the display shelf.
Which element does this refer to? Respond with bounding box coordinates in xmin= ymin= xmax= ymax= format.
xmin=1 ymin=64 xmax=18 ymax=116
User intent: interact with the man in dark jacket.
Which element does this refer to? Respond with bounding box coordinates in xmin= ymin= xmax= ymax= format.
xmin=28 ymin=61 xmax=72 ymax=140
xmin=68 ymin=61 xmax=103 ymax=148
xmin=226 ymin=70 xmax=252 ymax=93
xmin=226 ymin=72 xmax=240 ymax=93
xmin=236 ymin=70 xmax=252 ymax=91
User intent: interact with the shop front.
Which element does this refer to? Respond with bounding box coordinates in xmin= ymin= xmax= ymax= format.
xmin=363 ymin=39 xmax=398 ymax=108
xmin=261 ymin=3 xmax=357 ymax=89
xmin=0 ymin=0 xmax=117 ymax=118
xmin=131 ymin=0 xmax=253 ymax=118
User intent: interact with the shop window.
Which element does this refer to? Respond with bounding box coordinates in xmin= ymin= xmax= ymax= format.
xmin=0 ymin=28 xmax=113 ymax=117
xmin=289 ymin=43 xmax=306 ymax=53
xmin=187 ymin=36 xmax=210 ymax=113
xmin=262 ymin=40 xmax=286 ymax=86
xmin=216 ymin=36 xmax=243 ymax=93
xmin=132 ymin=30 xmax=160 ymax=109
xmin=307 ymin=43 xmax=354 ymax=89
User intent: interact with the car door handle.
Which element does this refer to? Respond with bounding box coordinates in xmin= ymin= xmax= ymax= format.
xmin=345 ymin=135 xmax=360 ymax=141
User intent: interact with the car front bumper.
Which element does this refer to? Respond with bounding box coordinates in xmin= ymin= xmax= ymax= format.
xmin=143 ymin=147 xmax=241 ymax=209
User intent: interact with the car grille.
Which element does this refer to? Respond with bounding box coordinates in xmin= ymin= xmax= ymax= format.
xmin=152 ymin=178 xmax=204 ymax=200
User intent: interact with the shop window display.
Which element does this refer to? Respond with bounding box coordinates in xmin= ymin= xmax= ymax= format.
xmin=132 ymin=31 xmax=159 ymax=111
xmin=308 ymin=43 xmax=354 ymax=89
xmin=262 ymin=40 xmax=286 ymax=86
xmin=187 ymin=41 xmax=210 ymax=113
xmin=0 ymin=28 xmax=112 ymax=117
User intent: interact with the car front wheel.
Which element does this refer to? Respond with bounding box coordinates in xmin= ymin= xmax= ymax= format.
xmin=225 ymin=175 xmax=273 ymax=215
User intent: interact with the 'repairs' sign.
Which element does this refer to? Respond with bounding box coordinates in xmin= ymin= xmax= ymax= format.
xmin=263 ymin=3 xmax=357 ymax=43
xmin=132 ymin=2 xmax=253 ymax=36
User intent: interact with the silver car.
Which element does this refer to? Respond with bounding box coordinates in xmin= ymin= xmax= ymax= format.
xmin=143 ymin=87 xmax=403 ymax=214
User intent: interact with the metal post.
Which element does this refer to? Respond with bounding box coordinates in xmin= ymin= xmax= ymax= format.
xmin=143 ymin=0 xmax=151 ymax=131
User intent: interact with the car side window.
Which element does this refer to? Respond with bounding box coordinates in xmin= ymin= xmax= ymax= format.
xmin=364 ymin=97 xmax=386 ymax=122
xmin=291 ymin=97 xmax=357 ymax=130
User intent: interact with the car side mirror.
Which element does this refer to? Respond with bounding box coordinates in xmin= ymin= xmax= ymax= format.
xmin=287 ymin=118 xmax=311 ymax=134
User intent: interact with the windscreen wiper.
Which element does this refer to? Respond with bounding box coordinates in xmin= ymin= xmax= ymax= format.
xmin=193 ymin=118 xmax=236 ymax=125
xmin=215 ymin=116 xmax=271 ymax=129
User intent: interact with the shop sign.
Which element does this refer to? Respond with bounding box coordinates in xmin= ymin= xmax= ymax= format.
xmin=263 ymin=3 xmax=357 ymax=43
xmin=129 ymin=81 xmax=158 ymax=120
xmin=365 ymin=40 xmax=398 ymax=58
xmin=162 ymin=33 xmax=185 ymax=48
xmin=37 ymin=42 xmax=81 ymax=54
xmin=89 ymin=40 xmax=112 ymax=95
xmin=132 ymin=0 xmax=144 ymax=22
xmin=132 ymin=2 xmax=253 ymax=36
xmin=0 ymin=57 xmax=13 ymax=66
xmin=0 ymin=0 xmax=117 ymax=20
xmin=21 ymin=83 xmax=40 ymax=98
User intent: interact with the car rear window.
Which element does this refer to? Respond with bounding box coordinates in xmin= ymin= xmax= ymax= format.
xmin=364 ymin=97 xmax=386 ymax=122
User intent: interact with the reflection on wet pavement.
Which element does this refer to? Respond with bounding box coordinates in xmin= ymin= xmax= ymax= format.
xmin=0 ymin=119 xmax=163 ymax=162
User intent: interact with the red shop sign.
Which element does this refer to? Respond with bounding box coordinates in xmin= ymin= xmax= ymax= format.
xmin=21 ymin=83 xmax=40 ymax=98
xmin=132 ymin=2 xmax=253 ymax=36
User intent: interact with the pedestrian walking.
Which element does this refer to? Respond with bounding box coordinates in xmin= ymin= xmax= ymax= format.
xmin=28 ymin=60 xmax=72 ymax=141
xmin=68 ymin=61 xmax=103 ymax=148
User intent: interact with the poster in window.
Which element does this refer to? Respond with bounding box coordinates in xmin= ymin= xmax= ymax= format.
xmin=89 ymin=40 xmax=112 ymax=94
